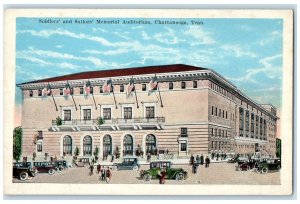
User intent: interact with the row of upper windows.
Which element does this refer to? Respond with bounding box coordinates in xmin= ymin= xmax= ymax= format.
xmin=62 ymin=106 xmax=156 ymax=121
xmin=27 ymin=81 xmax=201 ymax=97
xmin=210 ymin=82 xmax=233 ymax=100
xmin=211 ymin=128 xmax=229 ymax=138
xmin=211 ymin=106 xmax=230 ymax=120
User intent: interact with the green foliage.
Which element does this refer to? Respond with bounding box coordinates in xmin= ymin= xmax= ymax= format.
xmin=74 ymin=146 xmax=80 ymax=157
xmin=93 ymin=146 xmax=99 ymax=157
xmin=97 ymin=117 xmax=105 ymax=126
xmin=56 ymin=116 xmax=62 ymax=126
xmin=13 ymin=126 xmax=22 ymax=162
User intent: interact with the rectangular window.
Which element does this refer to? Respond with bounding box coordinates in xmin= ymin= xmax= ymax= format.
xmin=103 ymin=108 xmax=111 ymax=120
xmin=169 ymin=82 xmax=173 ymax=90
xmin=142 ymin=84 xmax=146 ymax=91
xmin=60 ymin=89 xmax=63 ymax=95
xmin=222 ymin=110 xmax=225 ymax=118
xmin=181 ymin=128 xmax=188 ymax=137
xmin=83 ymin=109 xmax=91 ymax=120
xmin=120 ymin=85 xmax=124 ymax=92
xmin=80 ymin=87 xmax=83 ymax=94
xmin=38 ymin=89 xmax=42 ymax=96
xmin=211 ymin=106 xmax=214 ymax=115
xmin=29 ymin=90 xmax=33 ymax=97
xmin=37 ymin=143 xmax=42 ymax=152
xmin=215 ymin=107 xmax=218 ymax=116
xmin=100 ymin=85 xmax=103 ymax=93
xmin=37 ymin=130 xmax=43 ymax=139
xmin=180 ymin=143 xmax=187 ymax=152
xmin=193 ymin=81 xmax=197 ymax=88
xmin=226 ymin=111 xmax=228 ymax=119
xmin=64 ymin=110 xmax=71 ymax=121
xmin=181 ymin=82 xmax=186 ymax=89
xmin=124 ymin=107 xmax=132 ymax=119
xmin=146 ymin=106 xmax=155 ymax=118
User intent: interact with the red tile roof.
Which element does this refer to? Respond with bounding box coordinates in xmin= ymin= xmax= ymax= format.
xmin=19 ymin=64 xmax=207 ymax=85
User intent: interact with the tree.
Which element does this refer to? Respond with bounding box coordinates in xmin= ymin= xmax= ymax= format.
xmin=13 ymin=126 xmax=22 ymax=162
xmin=74 ymin=146 xmax=80 ymax=159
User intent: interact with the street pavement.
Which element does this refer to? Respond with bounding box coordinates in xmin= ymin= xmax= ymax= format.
xmin=13 ymin=162 xmax=280 ymax=185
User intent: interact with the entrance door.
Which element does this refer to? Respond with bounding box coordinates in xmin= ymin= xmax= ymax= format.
xmin=146 ymin=134 xmax=157 ymax=155
xmin=83 ymin=135 xmax=92 ymax=156
xmin=123 ymin=134 xmax=133 ymax=155
xmin=103 ymin=135 xmax=112 ymax=155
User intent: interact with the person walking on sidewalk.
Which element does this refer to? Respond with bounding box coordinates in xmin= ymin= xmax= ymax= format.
xmin=100 ymin=168 xmax=106 ymax=181
xmin=89 ymin=164 xmax=94 ymax=176
xmin=192 ymin=162 xmax=199 ymax=174
xmin=97 ymin=164 xmax=101 ymax=174
xmin=205 ymin=156 xmax=210 ymax=168
xmin=200 ymin=154 xmax=204 ymax=165
xmin=190 ymin=154 xmax=195 ymax=165
xmin=106 ymin=167 xmax=112 ymax=184
xmin=196 ymin=155 xmax=200 ymax=165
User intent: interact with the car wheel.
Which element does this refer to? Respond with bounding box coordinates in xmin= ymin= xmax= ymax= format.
xmin=48 ymin=168 xmax=55 ymax=175
xmin=143 ymin=174 xmax=151 ymax=181
xmin=132 ymin=165 xmax=139 ymax=171
xmin=19 ymin=171 xmax=29 ymax=181
xmin=261 ymin=167 xmax=269 ymax=174
xmin=175 ymin=173 xmax=184 ymax=181
xmin=55 ymin=167 xmax=62 ymax=173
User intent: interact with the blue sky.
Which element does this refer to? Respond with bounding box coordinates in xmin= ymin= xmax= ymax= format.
xmin=16 ymin=17 xmax=283 ymax=108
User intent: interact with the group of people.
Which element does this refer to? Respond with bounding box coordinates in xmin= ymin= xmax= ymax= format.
xmin=190 ymin=154 xmax=211 ymax=174
xmin=89 ymin=164 xmax=112 ymax=183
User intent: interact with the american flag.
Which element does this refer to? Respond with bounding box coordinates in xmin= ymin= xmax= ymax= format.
xmin=127 ymin=78 xmax=135 ymax=94
xmin=64 ymin=82 xmax=71 ymax=96
xmin=84 ymin=81 xmax=91 ymax=95
xmin=149 ymin=75 xmax=158 ymax=90
xmin=103 ymin=79 xmax=112 ymax=93
xmin=42 ymin=84 xmax=51 ymax=96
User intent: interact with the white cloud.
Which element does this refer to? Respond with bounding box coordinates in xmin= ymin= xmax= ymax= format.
xmin=141 ymin=31 xmax=151 ymax=40
xmin=183 ymin=26 xmax=216 ymax=45
xmin=258 ymin=30 xmax=282 ymax=46
xmin=56 ymin=45 xmax=63 ymax=48
xmin=221 ymin=44 xmax=258 ymax=58
xmin=153 ymin=28 xmax=182 ymax=45
xmin=226 ymin=54 xmax=282 ymax=85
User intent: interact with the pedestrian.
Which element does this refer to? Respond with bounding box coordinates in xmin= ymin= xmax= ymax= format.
xmin=97 ymin=164 xmax=101 ymax=174
xmin=192 ymin=163 xmax=199 ymax=174
xmin=157 ymin=168 xmax=162 ymax=184
xmin=106 ymin=167 xmax=112 ymax=183
xmin=101 ymin=168 xmax=106 ymax=181
xmin=196 ymin=155 xmax=200 ymax=164
xmin=147 ymin=153 xmax=151 ymax=162
xmin=111 ymin=155 xmax=114 ymax=162
xmin=160 ymin=167 xmax=166 ymax=184
xmin=89 ymin=164 xmax=94 ymax=176
xmin=205 ymin=156 xmax=210 ymax=168
xmin=200 ymin=154 xmax=204 ymax=165
xmin=190 ymin=154 xmax=195 ymax=165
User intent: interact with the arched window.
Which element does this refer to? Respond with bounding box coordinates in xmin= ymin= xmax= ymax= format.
xmin=83 ymin=135 xmax=92 ymax=156
xmin=146 ymin=134 xmax=157 ymax=155
xmin=63 ymin=135 xmax=72 ymax=155
xmin=103 ymin=135 xmax=112 ymax=155
xmin=123 ymin=134 xmax=133 ymax=155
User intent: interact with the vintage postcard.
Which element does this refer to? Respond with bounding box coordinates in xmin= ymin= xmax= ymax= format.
xmin=4 ymin=9 xmax=293 ymax=195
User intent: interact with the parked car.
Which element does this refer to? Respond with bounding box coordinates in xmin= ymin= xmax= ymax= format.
xmin=256 ymin=159 xmax=281 ymax=173
xmin=140 ymin=161 xmax=188 ymax=181
xmin=53 ymin=160 xmax=68 ymax=172
xmin=33 ymin=161 xmax=57 ymax=175
xmin=13 ymin=162 xmax=37 ymax=181
xmin=237 ymin=159 xmax=258 ymax=171
xmin=73 ymin=158 xmax=90 ymax=167
xmin=227 ymin=156 xmax=240 ymax=163
xmin=112 ymin=157 xmax=140 ymax=171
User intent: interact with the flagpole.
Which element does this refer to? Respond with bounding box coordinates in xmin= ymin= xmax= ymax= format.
xmin=92 ymin=94 xmax=97 ymax=110
xmin=157 ymin=83 xmax=164 ymax=108
xmin=67 ymin=81 xmax=77 ymax=111
xmin=133 ymin=77 xmax=139 ymax=109
xmin=111 ymin=81 xmax=117 ymax=109
xmin=49 ymin=83 xmax=58 ymax=111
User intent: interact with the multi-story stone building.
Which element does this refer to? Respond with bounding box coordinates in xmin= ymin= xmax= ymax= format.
xmin=17 ymin=64 xmax=278 ymax=159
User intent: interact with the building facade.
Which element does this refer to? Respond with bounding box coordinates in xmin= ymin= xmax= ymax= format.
xmin=17 ymin=64 xmax=278 ymax=159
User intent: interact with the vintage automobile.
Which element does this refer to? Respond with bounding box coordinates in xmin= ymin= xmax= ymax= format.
xmin=112 ymin=157 xmax=140 ymax=171
xmin=73 ymin=158 xmax=90 ymax=167
xmin=256 ymin=159 xmax=281 ymax=173
xmin=53 ymin=160 xmax=68 ymax=172
xmin=140 ymin=161 xmax=188 ymax=181
xmin=227 ymin=156 xmax=240 ymax=163
xmin=13 ymin=162 xmax=37 ymax=181
xmin=33 ymin=161 xmax=57 ymax=175
xmin=237 ymin=159 xmax=258 ymax=171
